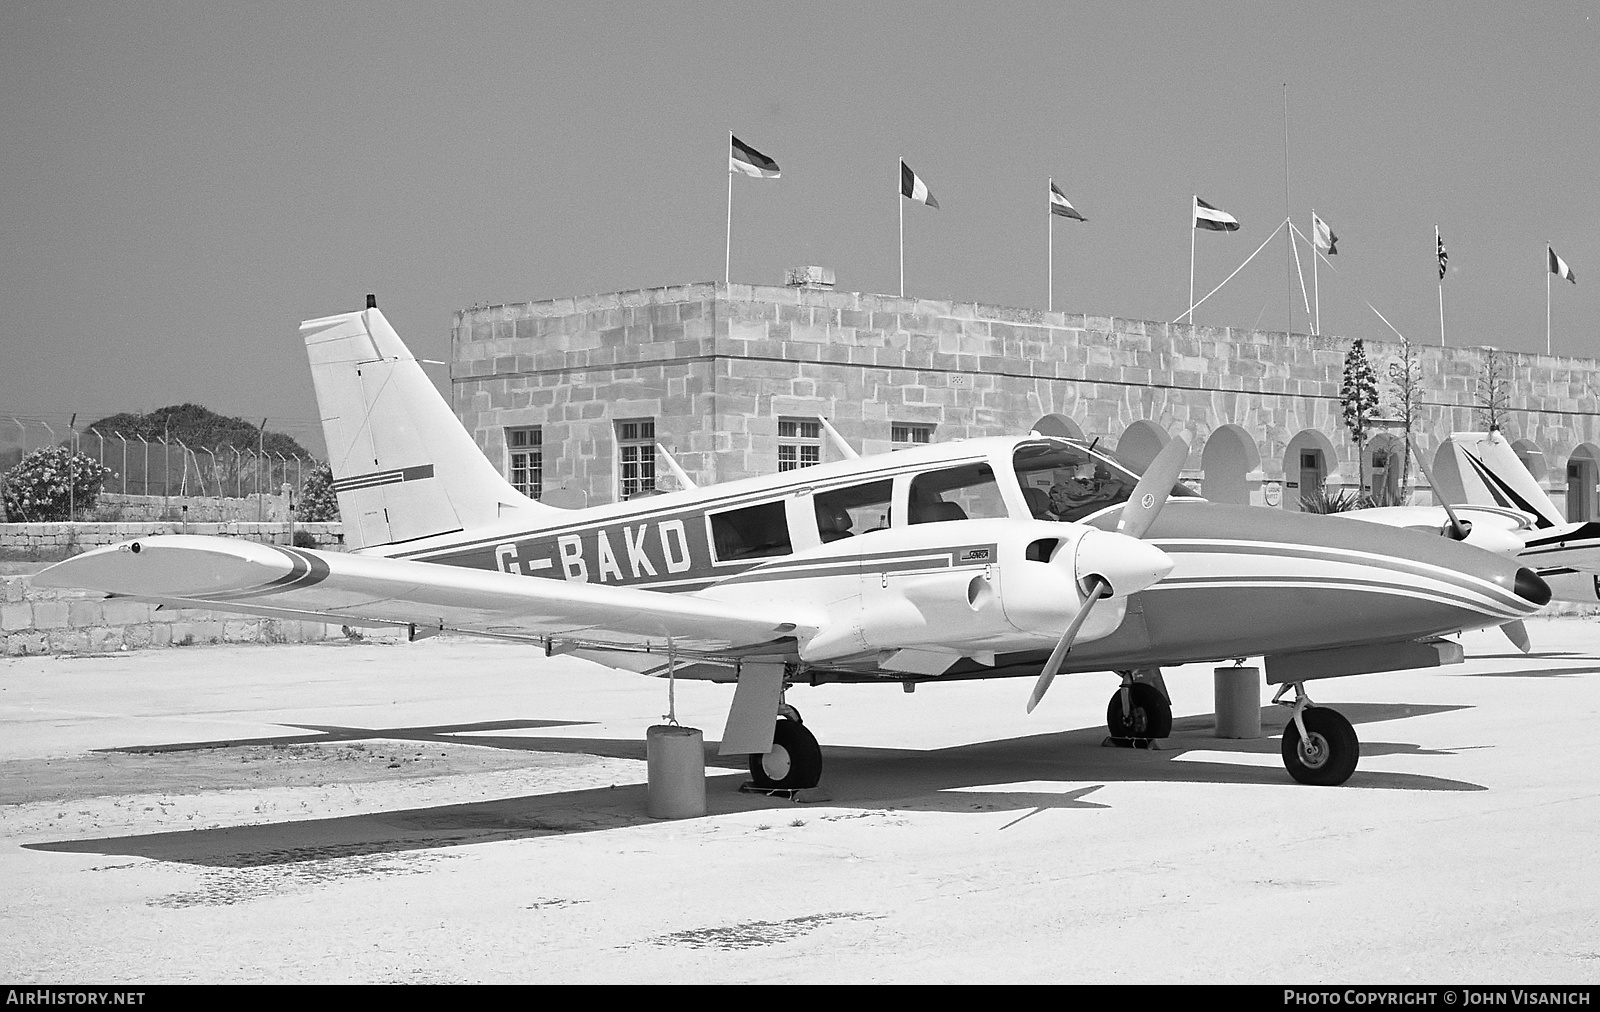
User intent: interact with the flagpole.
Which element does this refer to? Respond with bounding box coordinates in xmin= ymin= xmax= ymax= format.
xmin=1440 ymin=222 xmax=1452 ymax=345
xmin=1547 ymin=243 xmax=1553 ymax=356
xmin=1048 ymin=178 xmax=1054 ymax=312
xmin=1311 ymin=211 xmax=1321 ymax=335
xmin=1283 ymin=84 xmax=1293 ymax=334
xmin=1188 ymin=195 xmax=1197 ymax=325
xmin=725 ymin=132 xmax=733 ymax=286
xmin=899 ymin=157 xmax=905 ymax=298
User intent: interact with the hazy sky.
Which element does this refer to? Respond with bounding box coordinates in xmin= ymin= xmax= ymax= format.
xmin=3 ymin=1 xmax=1597 ymax=457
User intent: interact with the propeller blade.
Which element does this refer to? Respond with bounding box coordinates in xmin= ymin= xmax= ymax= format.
xmin=1116 ymin=433 xmax=1192 ymax=540
xmin=1026 ymin=577 xmax=1108 ymax=713
xmin=1501 ymin=620 xmax=1531 ymax=654
xmin=1408 ymin=440 xmax=1470 ymax=541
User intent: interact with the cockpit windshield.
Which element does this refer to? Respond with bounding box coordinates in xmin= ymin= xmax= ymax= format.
xmin=1013 ymin=439 xmax=1201 ymax=522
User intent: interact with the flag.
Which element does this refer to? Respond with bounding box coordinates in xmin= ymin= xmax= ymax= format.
xmin=1438 ymin=233 xmax=1449 ymax=280
xmin=900 ymin=160 xmax=939 ymax=208
xmin=1049 ymin=182 xmax=1086 ymax=221
xmin=1313 ymin=213 xmax=1338 ymax=255
xmin=1550 ymin=246 xmax=1577 ymax=284
xmin=729 ymin=135 xmax=780 ymax=178
xmin=1193 ymin=196 xmax=1240 ymax=231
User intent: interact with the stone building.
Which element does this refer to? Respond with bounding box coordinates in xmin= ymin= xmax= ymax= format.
xmin=449 ymin=271 xmax=1600 ymax=518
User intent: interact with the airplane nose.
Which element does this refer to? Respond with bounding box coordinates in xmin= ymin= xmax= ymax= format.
xmin=1074 ymin=529 xmax=1175 ymax=598
xmin=1514 ymin=567 xmax=1552 ymax=606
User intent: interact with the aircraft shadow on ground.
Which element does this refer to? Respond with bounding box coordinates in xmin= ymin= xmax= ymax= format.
xmin=26 ymin=700 xmax=1485 ymax=867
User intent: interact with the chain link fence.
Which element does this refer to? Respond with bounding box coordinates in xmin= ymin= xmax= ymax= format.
xmin=2 ymin=416 xmax=321 ymax=522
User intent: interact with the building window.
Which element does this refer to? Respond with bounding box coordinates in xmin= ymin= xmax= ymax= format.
xmin=892 ymin=423 xmax=933 ymax=449
xmin=778 ymin=418 xmax=822 ymax=471
xmin=618 ymin=419 xmax=656 ymax=499
xmin=506 ymin=426 xmax=542 ymax=499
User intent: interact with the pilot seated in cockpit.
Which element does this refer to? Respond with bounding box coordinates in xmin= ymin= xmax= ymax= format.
xmin=1048 ymin=465 xmax=1129 ymax=522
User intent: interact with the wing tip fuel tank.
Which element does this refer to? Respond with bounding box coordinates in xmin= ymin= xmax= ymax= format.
xmin=33 ymin=536 xmax=304 ymax=599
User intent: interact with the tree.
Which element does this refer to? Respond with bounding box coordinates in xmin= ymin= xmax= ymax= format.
xmin=84 ymin=404 xmax=314 ymax=497
xmin=1387 ymin=338 xmax=1425 ymax=504
xmin=295 ymin=462 xmax=340 ymax=522
xmin=1477 ymin=348 xmax=1510 ymax=432
xmin=2 ymin=446 xmax=113 ymax=522
xmin=1340 ymin=339 xmax=1380 ymax=496
xmin=85 ymin=404 xmax=311 ymax=457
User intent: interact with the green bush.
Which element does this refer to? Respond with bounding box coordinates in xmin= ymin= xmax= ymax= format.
xmin=294 ymin=462 xmax=340 ymax=522
xmin=1 ymin=446 xmax=114 ymax=522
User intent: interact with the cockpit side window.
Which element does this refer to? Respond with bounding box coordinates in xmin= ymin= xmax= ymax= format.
xmin=1013 ymin=440 xmax=1198 ymax=522
xmin=708 ymin=500 xmax=792 ymax=561
xmin=814 ymin=479 xmax=893 ymax=542
xmin=908 ymin=463 xmax=1008 ymax=524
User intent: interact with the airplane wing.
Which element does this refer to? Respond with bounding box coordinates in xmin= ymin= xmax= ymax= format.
xmin=32 ymin=536 xmax=812 ymax=656
xmin=1516 ymin=523 xmax=1600 ymax=574
xmin=1338 ymin=504 xmax=1531 ymax=556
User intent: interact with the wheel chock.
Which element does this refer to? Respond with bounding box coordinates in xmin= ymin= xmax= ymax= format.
xmin=738 ymin=782 xmax=834 ymax=803
xmin=1101 ymin=735 xmax=1162 ymax=750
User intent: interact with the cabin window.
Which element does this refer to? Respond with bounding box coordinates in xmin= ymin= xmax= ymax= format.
xmin=1012 ymin=440 xmax=1199 ymax=523
xmin=778 ymin=418 xmax=823 ymax=471
xmin=814 ymin=479 xmax=893 ymax=542
xmin=708 ymin=500 xmax=793 ymax=562
xmin=617 ymin=419 xmax=656 ymax=499
xmin=892 ymin=423 xmax=933 ymax=449
xmin=505 ymin=426 xmax=542 ymax=499
xmin=908 ymin=463 xmax=1008 ymax=524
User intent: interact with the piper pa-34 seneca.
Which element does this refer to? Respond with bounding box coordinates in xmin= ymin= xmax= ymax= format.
xmin=36 ymin=301 xmax=1553 ymax=789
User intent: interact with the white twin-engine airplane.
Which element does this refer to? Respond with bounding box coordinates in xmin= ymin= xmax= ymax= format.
xmin=36 ymin=304 xmax=1552 ymax=789
xmin=1435 ymin=428 xmax=1600 ymax=604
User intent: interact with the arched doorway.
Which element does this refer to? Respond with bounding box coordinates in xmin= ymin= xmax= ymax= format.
xmin=1511 ymin=438 xmax=1548 ymax=485
xmin=1567 ymin=444 xmax=1600 ymax=522
xmin=1031 ymin=413 xmax=1086 ymax=441
xmin=1115 ymin=420 xmax=1169 ymax=474
xmin=1365 ymin=432 xmax=1406 ymax=505
xmin=1282 ymin=429 xmax=1340 ymax=511
xmin=1200 ymin=424 xmax=1261 ymax=504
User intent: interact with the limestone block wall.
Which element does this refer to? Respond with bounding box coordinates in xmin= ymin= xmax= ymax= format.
xmin=92 ymin=492 xmax=296 ymax=523
xmin=0 ymin=522 xmax=345 ymax=559
xmin=452 ymin=283 xmax=1600 ymax=507
xmin=0 ymin=574 xmax=396 ymax=656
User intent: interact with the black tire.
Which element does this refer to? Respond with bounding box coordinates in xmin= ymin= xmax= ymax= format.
xmin=747 ymin=718 xmax=823 ymax=790
xmin=1106 ymin=682 xmax=1173 ymax=739
xmin=1281 ymin=706 xmax=1360 ymax=786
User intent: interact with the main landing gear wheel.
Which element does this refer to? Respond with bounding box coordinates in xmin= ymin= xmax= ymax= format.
xmin=1281 ymin=705 xmax=1359 ymax=786
xmin=748 ymin=718 xmax=822 ymax=791
xmin=1107 ymin=682 xmax=1172 ymax=739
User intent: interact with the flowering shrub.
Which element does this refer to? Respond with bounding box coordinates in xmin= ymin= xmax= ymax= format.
xmin=294 ymin=462 xmax=340 ymax=522
xmin=1 ymin=446 xmax=114 ymax=522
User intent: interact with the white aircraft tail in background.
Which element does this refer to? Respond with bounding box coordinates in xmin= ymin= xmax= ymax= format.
xmin=1433 ymin=430 xmax=1565 ymax=529
xmin=1434 ymin=429 xmax=1600 ymax=601
xmin=302 ymin=298 xmax=560 ymax=550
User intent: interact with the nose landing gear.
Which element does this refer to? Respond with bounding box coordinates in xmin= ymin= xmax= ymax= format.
xmin=1103 ymin=669 xmax=1173 ymax=747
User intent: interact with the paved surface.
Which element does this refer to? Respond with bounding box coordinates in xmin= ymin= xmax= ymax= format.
xmin=2 ymin=621 xmax=1598 ymax=984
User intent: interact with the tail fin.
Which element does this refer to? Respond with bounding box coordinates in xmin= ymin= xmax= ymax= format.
xmin=1433 ymin=431 xmax=1563 ymax=528
xmin=301 ymin=305 xmax=559 ymax=550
